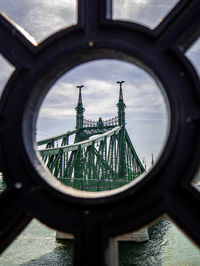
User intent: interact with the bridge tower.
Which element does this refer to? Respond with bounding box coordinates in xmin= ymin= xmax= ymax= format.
xmin=117 ymin=81 xmax=126 ymax=126
xmin=74 ymin=85 xmax=85 ymax=178
xmin=75 ymin=85 xmax=85 ymax=129
xmin=117 ymin=81 xmax=126 ymax=179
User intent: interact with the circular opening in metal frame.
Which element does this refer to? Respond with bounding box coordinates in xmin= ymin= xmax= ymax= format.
xmin=23 ymin=49 xmax=171 ymax=199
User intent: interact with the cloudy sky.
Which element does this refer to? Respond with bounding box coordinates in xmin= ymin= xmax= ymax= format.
xmin=0 ymin=0 xmax=199 ymax=169
xmin=37 ymin=59 xmax=168 ymax=169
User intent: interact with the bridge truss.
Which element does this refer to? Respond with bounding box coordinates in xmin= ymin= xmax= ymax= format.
xmin=37 ymin=82 xmax=145 ymax=192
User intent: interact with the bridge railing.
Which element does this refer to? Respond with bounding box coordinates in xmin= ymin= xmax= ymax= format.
xmin=37 ymin=129 xmax=78 ymax=146
xmin=39 ymin=126 xmax=121 ymax=156
xmin=83 ymin=116 xmax=118 ymax=127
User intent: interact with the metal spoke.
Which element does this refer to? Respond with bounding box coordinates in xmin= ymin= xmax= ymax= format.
xmin=0 ymin=12 xmax=36 ymax=68
xmin=74 ymin=227 xmax=109 ymax=266
xmin=165 ymin=186 xmax=200 ymax=246
xmin=156 ymin=0 xmax=200 ymax=52
xmin=0 ymin=188 xmax=32 ymax=254
xmin=77 ymin=0 xmax=112 ymax=36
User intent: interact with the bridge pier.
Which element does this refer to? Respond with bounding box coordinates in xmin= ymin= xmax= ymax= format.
xmin=56 ymin=227 xmax=148 ymax=265
xmin=56 ymin=227 xmax=149 ymax=243
xmin=116 ymin=227 xmax=149 ymax=242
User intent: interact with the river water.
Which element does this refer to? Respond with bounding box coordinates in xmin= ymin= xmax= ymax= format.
xmin=0 ymin=218 xmax=200 ymax=265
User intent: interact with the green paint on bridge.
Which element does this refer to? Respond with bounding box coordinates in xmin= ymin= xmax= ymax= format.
xmin=38 ymin=81 xmax=145 ymax=192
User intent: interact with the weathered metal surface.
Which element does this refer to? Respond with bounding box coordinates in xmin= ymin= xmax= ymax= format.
xmin=0 ymin=1 xmax=200 ymax=266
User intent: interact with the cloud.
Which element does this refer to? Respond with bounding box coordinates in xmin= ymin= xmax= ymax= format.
xmin=0 ymin=55 xmax=14 ymax=96
xmin=113 ymin=0 xmax=180 ymax=28
xmin=37 ymin=58 xmax=169 ymax=166
xmin=0 ymin=0 xmax=76 ymax=42
xmin=186 ymin=37 xmax=200 ymax=75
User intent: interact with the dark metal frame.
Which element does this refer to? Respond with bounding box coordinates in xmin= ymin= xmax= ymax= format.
xmin=0 ymin=0 xmax=200 ymax=265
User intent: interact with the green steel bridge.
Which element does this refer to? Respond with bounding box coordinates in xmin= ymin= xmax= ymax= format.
xmin=37 ymin=81 xmax=145 ymax=192
xmin=0 ymin=81 xmax=145 ymax=192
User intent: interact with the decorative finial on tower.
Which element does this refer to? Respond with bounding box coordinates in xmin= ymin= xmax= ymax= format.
xmin=117 ymin=81 xmax=125 ymax=101
xmin=76 ymin=85 xmax=84 ymax=104
xmin=117 ymin=80 xmax=125 ymax=101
